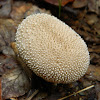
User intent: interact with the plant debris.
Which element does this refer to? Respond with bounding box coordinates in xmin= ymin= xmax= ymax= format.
xmin=0 ymin=0 xmax=100 ymax=99
xmin=2 ymin=67 xmax=30 ymax=99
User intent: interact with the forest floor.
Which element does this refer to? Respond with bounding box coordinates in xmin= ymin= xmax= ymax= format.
xmin=0 ymin=0 xmax=100 ymax=100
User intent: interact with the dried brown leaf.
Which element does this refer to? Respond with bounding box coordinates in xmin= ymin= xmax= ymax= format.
xmin=75 ymin=29 xmax=100 ymax=44
xmin=24 ymin=5 xmax=51 ymax=18
xmin=95 ymin=82 xmax=100 ymax=100
xmin=0 ymin=19 xmax=16 ymax=55
xmin=89 ymin=45 xmax=100 ymax=53
xmin=94 ymin=21 xmax=100 ymax=35
xmin=10 ymin=1 xmax=32 ymax=21
xmin=0 ymin=78 xmax=2 ymax=100
xmin=72 ymin=0 xmax=88 ymax=8
xmin=0 ymin=0 xmax=12 ymax=17
xmin=0 ymin=55 xmax=18 ymax=75
xmin=88 ymin=0 xmax=99 ymax=14
xmin=2 ymin=67 xmax=30 ymax=99
xmin=0 ymin=19 xmax=16 ymax=45
xmin=44 ymin=0 xmax=74 ymax=6
xmin=90 ymin=53 xmax=100 ymax=65
xmin=86 ymin=65 xmax=100 ymax=81
xmin=85 ymin=14 xmax=99 ymax=25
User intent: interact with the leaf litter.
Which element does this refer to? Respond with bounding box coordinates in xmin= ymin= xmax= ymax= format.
xmin=0 ymin=0 xmax=100 ymax=100
xmin=2 ymin=67 xmax=30 ymax=99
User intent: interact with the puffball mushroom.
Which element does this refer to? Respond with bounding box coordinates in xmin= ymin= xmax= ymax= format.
xmin=15 ymin=13 xmax=90 ymax=84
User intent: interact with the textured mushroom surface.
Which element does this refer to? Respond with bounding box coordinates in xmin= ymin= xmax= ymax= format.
xmin=15 ymin=13 xmax=90 ymax=84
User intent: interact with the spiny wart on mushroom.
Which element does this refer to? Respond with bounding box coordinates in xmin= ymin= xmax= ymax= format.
xmin=15 ymin=13 xmax=90 ymax=84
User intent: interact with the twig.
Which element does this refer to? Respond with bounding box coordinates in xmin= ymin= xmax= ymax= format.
xmin=58 ymin=85 xmax=94 ymax=100
xmin=63 ymin=6 xmax=78 ymax=16
xmin=26 ymin=90 xmax=39 ymax=100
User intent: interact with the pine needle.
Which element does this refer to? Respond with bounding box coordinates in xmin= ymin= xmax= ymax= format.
xmin=58 ymin=0 xmax=62 ymax=17
xmin=58 ymin=85 xmax=94 ymax=100
xmin=26 ymin=90 xmax=39 ymax=100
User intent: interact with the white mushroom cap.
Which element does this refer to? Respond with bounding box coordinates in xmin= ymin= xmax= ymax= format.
xmin=15 ymin=13 xmax=90 ymax=84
